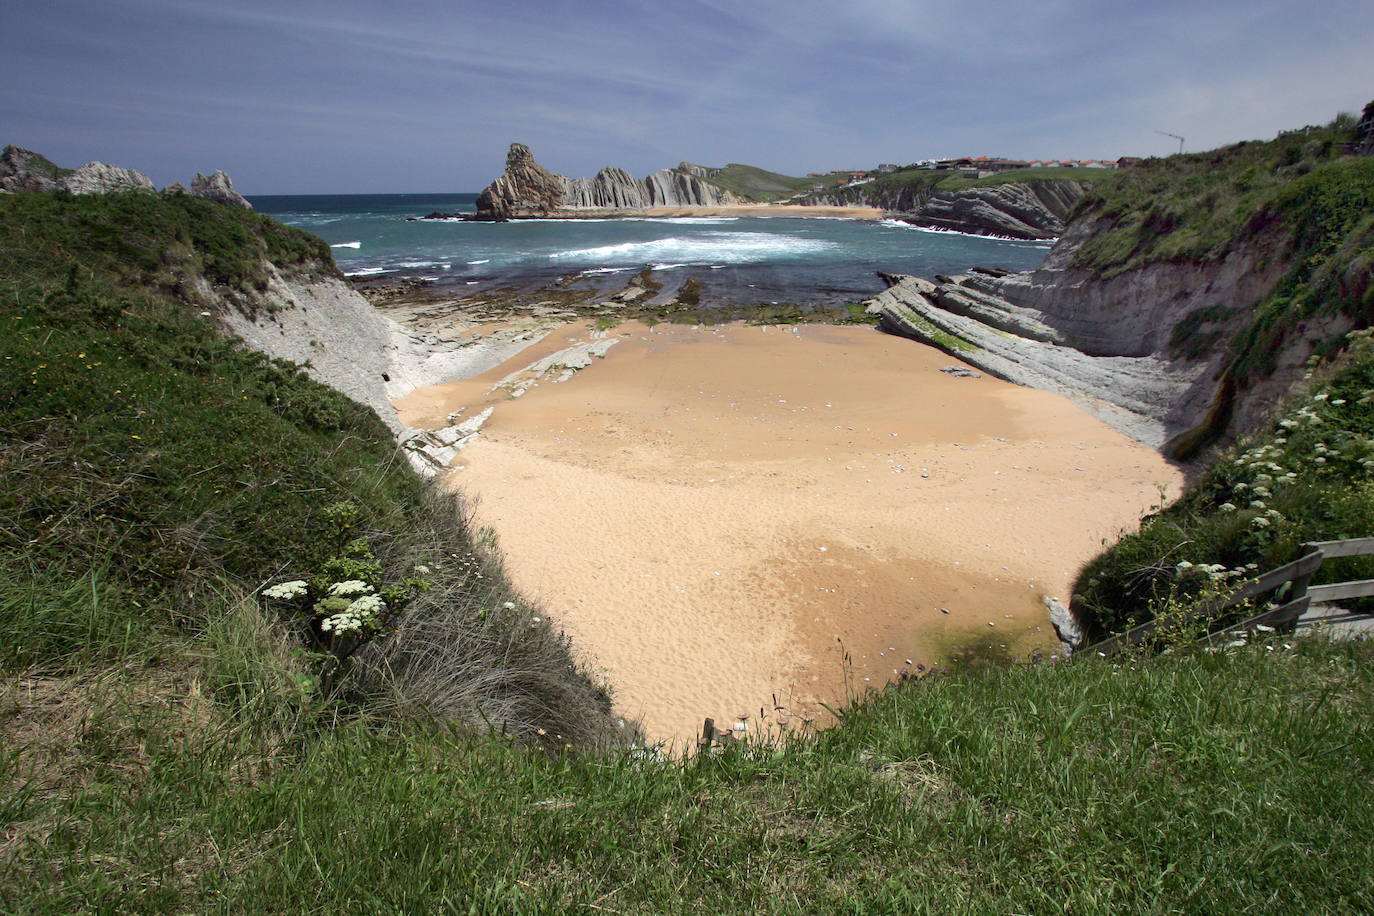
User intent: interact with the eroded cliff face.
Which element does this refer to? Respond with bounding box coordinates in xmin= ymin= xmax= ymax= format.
xmin=866 ymin=215 xmax=1351 ymax=456
xmin=472 ymin=143 xmax=739 ymax=219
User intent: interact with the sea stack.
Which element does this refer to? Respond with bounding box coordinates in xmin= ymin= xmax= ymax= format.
xmin=469 ymin=143 xmax=741 ymax=220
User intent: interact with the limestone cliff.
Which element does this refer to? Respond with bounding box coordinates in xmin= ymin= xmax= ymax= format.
xmin=472 ymin=143 xmax=740 ymax=219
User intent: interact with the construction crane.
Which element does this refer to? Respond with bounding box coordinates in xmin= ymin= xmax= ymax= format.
xmin=1155 ymin=130 xmax=1185 ymax=155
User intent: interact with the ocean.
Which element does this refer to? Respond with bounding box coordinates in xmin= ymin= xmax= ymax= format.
xmin=249 ymin=193 xmax=1053 ymax=305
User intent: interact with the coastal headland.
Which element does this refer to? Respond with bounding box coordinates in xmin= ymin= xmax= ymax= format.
xmin=394 ymin=319 xmax=1181 ymax=743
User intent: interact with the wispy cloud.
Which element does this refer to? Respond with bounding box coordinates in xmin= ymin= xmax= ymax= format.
xmin=4 ymin=0 xmax=1372 ymax=192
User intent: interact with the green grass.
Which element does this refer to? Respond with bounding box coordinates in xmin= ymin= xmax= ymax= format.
xmin=695 ymin=163 xmax=850 ymax=202
xmin=5 ymin=639 xmax=1372 ymax=912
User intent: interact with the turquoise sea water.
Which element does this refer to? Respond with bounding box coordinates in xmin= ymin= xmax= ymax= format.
xmin=249 ymin=193 xmax=1053 ymax=305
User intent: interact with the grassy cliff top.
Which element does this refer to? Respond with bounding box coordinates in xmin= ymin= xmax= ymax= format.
xmin=1070 ymin=113 xmax=1371 ymax=275
xmin=694 ymin=163 xmax=851 ymax=201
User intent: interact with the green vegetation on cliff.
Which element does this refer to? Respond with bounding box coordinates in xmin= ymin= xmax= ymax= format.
xmin=1075 ymin=331 xmax=1374 ymax=636
xmin=695 ymin=163 xmax=849 ymax=201
xmin=797 ymin=165 xmax=1110 ymax=207
xmin=1072 ymin=112 xmax=1374 ymax=393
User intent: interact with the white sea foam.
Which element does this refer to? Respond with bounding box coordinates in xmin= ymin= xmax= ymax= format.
xmin=331 ymin=240 xmax=362 ymax=249
xmin=885 ymin=220 xmax=1055 ymax=246
xmin=578 ymin=266 xmax=635 ymax=276
xmin=623 ymin=217 xmax=740 ymax=225
xmin=549 ymin=232 xmax=837 ymax=265
xmin=396 ymin=260 xmax=451 ymax=269
xmin=467 ymin=258 xmax=491 ymax=264
xmin=343 ymin=267 xmax=392 ymax=277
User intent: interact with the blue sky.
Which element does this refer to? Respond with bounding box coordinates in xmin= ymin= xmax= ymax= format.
xmin=4 ymin=0 xmax=1372 ymax=194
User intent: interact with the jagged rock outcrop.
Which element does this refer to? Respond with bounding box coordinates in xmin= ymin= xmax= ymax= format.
xmin=471 ymin=143 xmax=740 ymax=219
xmin=913 ymin=182 xmax=1086 ymax=239
xmin=0 ymin=145 xmax=153 ymax=194
xmin=863 ymin=210 xmax=1337 ymax=455
xmin=1 ymin=145 xmax=253 ymax=204
xmin=0 ymin=145 xmax=69 ymax=191
xmin=191 ymin=170 xmax=252 ymax=209
xmin=63 ymin=161 xmax=156 ymax=194
xmin=811 ymin=177 xmax=1087 ymax=239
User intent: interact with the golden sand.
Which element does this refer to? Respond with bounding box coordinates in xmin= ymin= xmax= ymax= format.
xmin=395 ymin=321 xmax=1181 ymax=746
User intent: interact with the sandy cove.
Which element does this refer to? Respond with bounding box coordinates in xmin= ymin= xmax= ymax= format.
xmin=394 ymin=321 xmax=1181 ymax=746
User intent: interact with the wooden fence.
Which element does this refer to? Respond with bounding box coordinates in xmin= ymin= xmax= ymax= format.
xmin=1086 ymin=537 xmax=1374 ymax=656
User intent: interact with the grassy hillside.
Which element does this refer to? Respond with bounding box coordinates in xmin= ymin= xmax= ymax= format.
xmin=0 ymin=189 xmax=616 ymax=739
xmin=693 ymin=163 xmax=849 ymax=202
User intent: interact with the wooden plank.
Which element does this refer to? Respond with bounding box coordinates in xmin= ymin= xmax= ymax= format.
xmin=1307 ymin=537 xmax=1374 ymax=559
xmin=1308 ymin=579 xmax=1374 ymax=603
xmin=1231 ymin=550 xmax=1325 ymax=602
xmin=1201 ymin=596 xmax=1311 ymax=644
xmin=1085 ymin=550 xmax=1325 ymax=656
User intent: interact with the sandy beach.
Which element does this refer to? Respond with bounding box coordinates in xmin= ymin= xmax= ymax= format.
xmin=395 ymin=321 xmax=1181 ymax=746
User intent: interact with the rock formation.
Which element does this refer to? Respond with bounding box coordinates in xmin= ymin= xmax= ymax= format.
xmin=911 ymin=182 xmax=1086 ymax=239
xmin=62 ymin=161 xmax=156 ymax=194
xmin=0 ymin=145 xmax=153 ymax=194
xmin=810 ymin=176 xmax=1088 ymax=239
xmin=471 ymin=143 xmax=740 ymax=219
xmin=191 ymin=170 xmax=253 ymax=209
xmin=0 ymin=144 xmax=253 ymax=204
xmin=861 ymin=204 xmax=1342 ymax=455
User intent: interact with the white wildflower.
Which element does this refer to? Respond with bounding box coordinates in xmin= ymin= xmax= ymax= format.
xmin=1219 ymin=502 xmax=1237 ymax=512
xmin=328 ymin=580 xmax=373 ymax=597
xmin=263 ymin=580 xmax=309 ymax=600
xmin=1251 ymin=516 xmax=1271 ymax=529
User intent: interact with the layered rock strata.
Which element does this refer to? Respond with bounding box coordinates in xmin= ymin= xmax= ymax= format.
xmin=472 ymin=143 xmax=739 ymax=219
xmin=812 ymin=178 xmax=1087 ymax=239
xmin=863 ymin=211 xmax=1334 ymax=455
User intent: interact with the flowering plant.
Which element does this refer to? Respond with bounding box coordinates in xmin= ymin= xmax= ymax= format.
xmin=259 ymin=502 xmax=431 ymax=664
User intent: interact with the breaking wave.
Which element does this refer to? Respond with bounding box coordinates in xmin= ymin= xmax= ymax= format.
xmin=548 ymin=232 xmax=837 ymax=265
